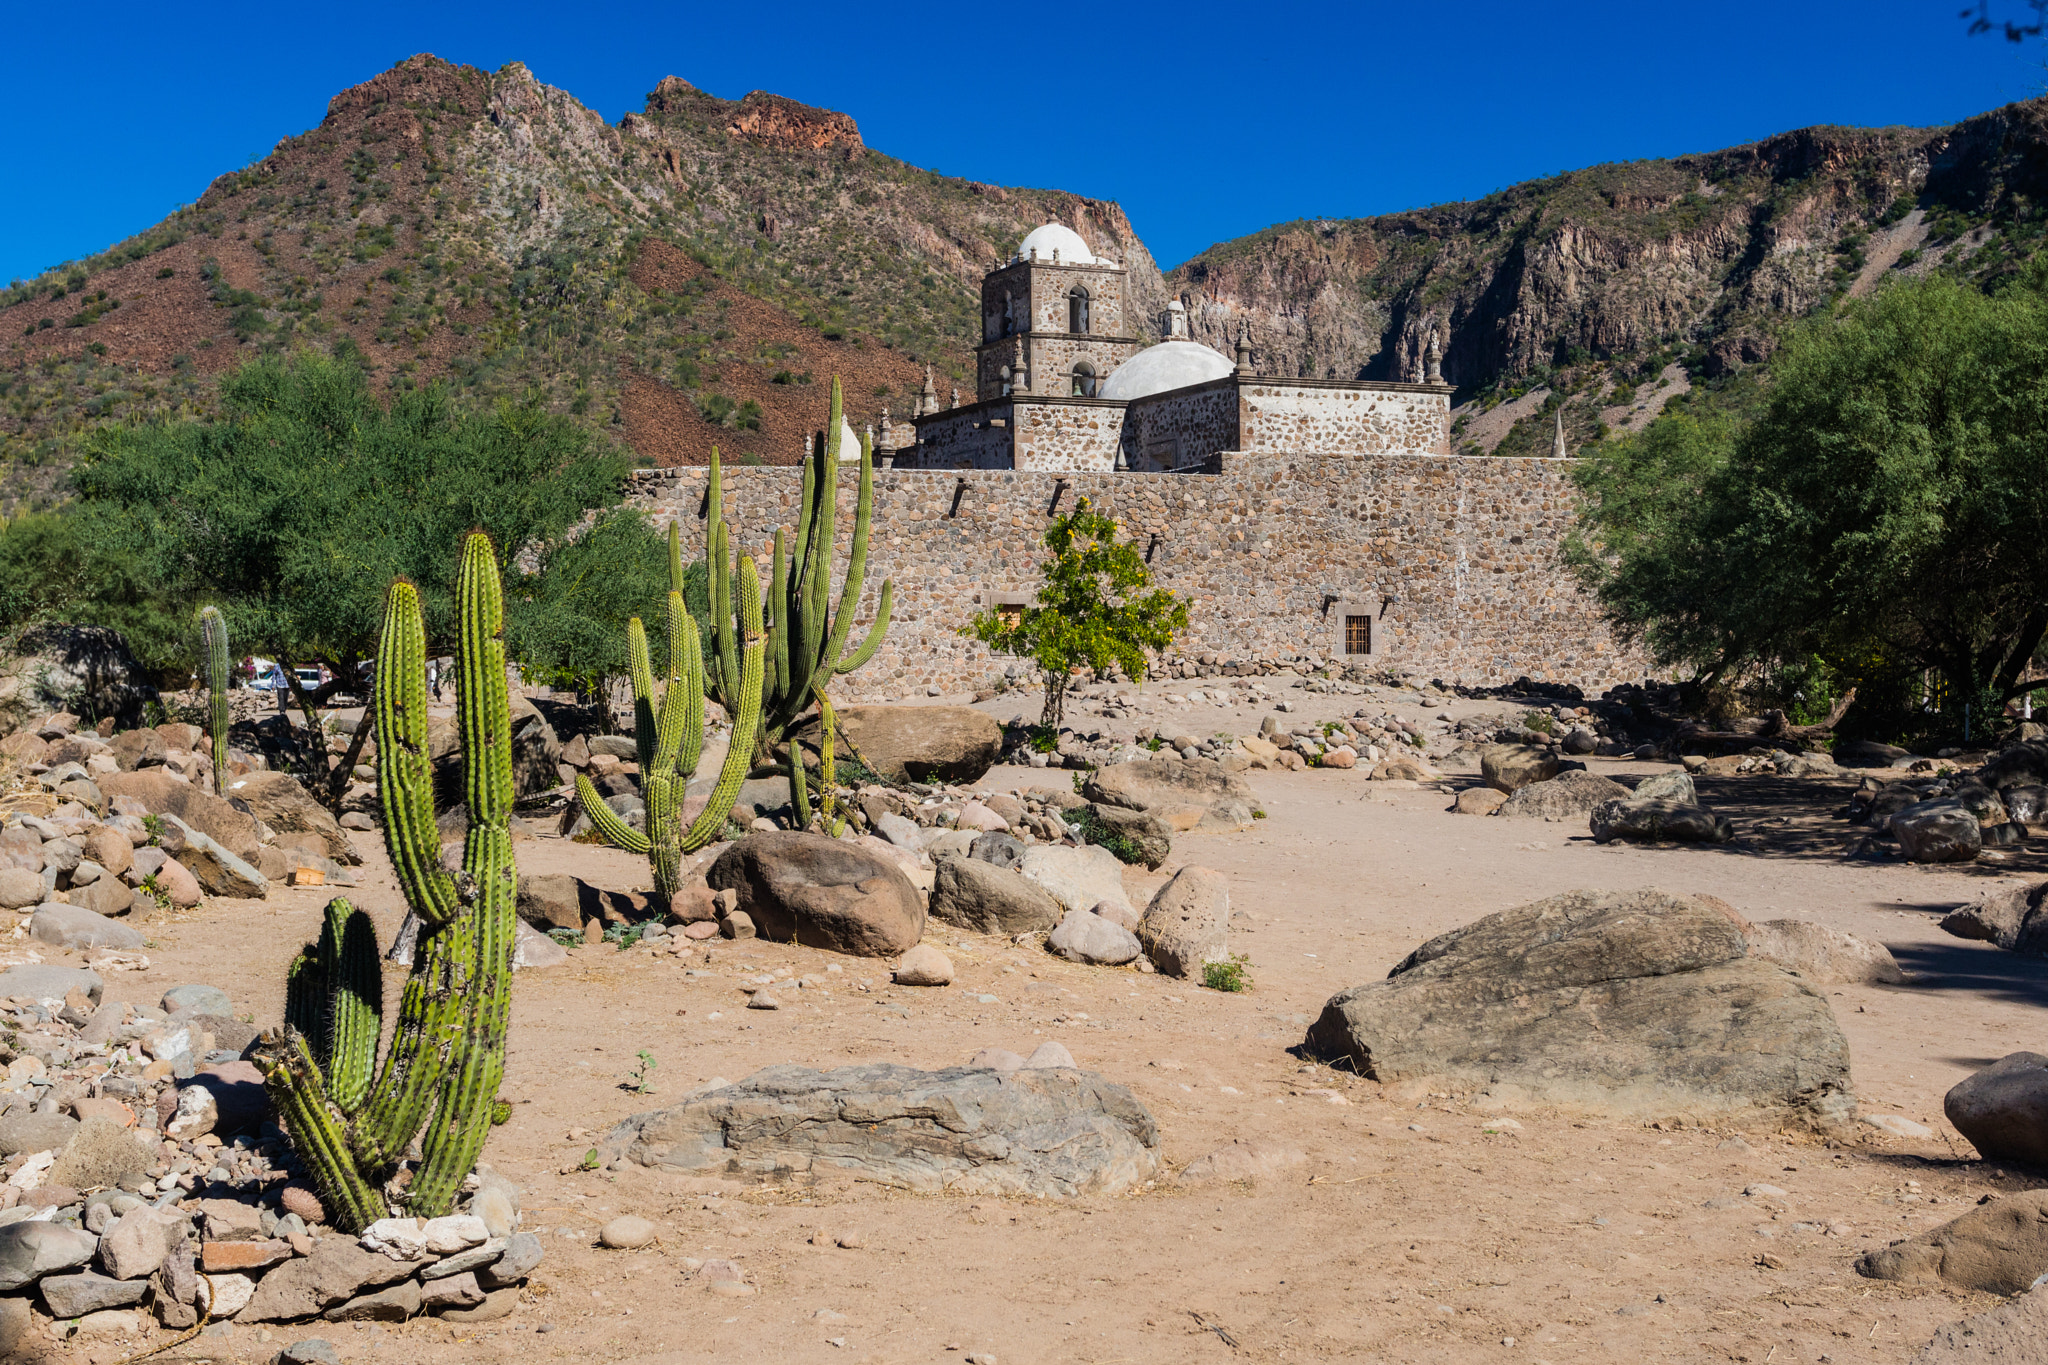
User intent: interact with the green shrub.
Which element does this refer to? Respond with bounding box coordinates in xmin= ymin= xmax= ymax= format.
xmin=1203 ymin=954 xmax=1252 ymax=992
xmin=1064 ymin=806 xmax=1146 ymax=866
xmin=1522 ymin=711 xmax=1555 ymax=734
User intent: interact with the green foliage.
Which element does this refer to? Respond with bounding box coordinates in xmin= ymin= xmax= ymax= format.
xmin=1521 ymin=711 xmax=1556 ymax=735
xmin=962 ymin=497 xmax=1189 ymax=726
xmin=73 ymin=351 xmax=630 ymax=675
xmin=1569 ymin=272 xmax=2048 ymax=731
xmin=1203 ymin=953 xmax=1253 ymax=992
xmin=626 ymin=1049 xmax=658 ymax=1094
xmin=506 ymin=508 xmax=673 ymax=696
xmin=1064 ymin=806 xmax=1145 ymax=865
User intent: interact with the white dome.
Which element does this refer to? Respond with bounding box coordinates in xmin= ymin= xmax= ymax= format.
xmin=1017 ymin=223 xmax=1095 ymax=265
xmin=1099 ymin=340 xmax=1235 ymax=402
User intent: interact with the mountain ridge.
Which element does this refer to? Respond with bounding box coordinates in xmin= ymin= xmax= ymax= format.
xmin=6 ymin=57 xmax=2048 ymax=502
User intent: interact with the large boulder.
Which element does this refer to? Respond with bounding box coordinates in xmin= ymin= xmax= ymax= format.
xmin=1746 ymin=919 xmax=1907 ymax=985
xmin=107 ymin=728 xmax=166 ymax=772
xmin=1633 ymin=771 xmax=1698 ymax=805
xmin=1496 ymin=770 xmax=1631 ymax=820
xmin=1082 ymin=757 xmax=1253 ymax=832
xmin=95 ymin=770 xmax=261 ymax=862
xmin=239 ymin=1237 xmax=418 ymax=1322
xmin=1303 ymin=888 xmax=1855 ymax=1128
xmin=1082 ymin=803 xmax=1171 ymax=869
xmin=0 ymin=624 xmax=155 ymax=735
xmin=1479 ymin=743 xmax=1561 ymax=793
xmin=222 ymin=772 xmax=359 ymax=865
xmin=30 ymin=905 xmax=144 ymax=952
xmin=1136 ymin=865 xmax=1231 ymax=978
xmin=1590 ymin=798 xmax=1733 ymax=845
xmin=1046 ymin=909 xmax=1142 ymax=965
xmin=1836 ymin=739 xmax=1914 ymax=769
xmin=1912 ymin=1283 xmax=2048 ymax=1364
xmin=0 ymin=964 xmax=101 ymax=1006
xmin=603 ymin=1063 xmax=1159 ymax=1197
xmin=1892 ymin=800 xmax=1983 ymax=863
xmin=791 ymin=705 xmax=1002 ymax=784
xmin=1856 ymin=1190 xmax=2048 ymax=1295
xmin=158 ymin=815 xmax=268 ymax=899
xmin=1979 ymin=740 xmax=2048 ymax=792
xmin=706 ymin=832 xmax=924 ymax=957
xmin=1945 ymin=1053 xmax=2048 ymax=1168
xmin=0 ymin=1222 xmax=99 ymax=1291
xmin=1940 ymin=881 xmax=2048 ymax=956
xmin=929 ymin=856 xmax=1062 ymax=936
xmin=1018 ymin=843 xmax=1135 ymax=922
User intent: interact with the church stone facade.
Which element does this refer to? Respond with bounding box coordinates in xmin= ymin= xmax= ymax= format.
xmin=628 ymin=222 xmax=1634 ymax=697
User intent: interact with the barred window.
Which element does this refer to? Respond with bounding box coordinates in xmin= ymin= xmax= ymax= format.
xmin=1345 ymin=615 xmax=1372 ymax=656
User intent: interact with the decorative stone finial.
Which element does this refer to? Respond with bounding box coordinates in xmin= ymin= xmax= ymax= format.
xmin=1166 ymin=300 xmax=1189 ymax=340
xmin=1234 ymin=321 xmax=1253 ymax=373
xmin=1425 ymin=329 xmax=1443 ymax=385
xmin=1552 ymin=407 xmax=1568 ymax=459
xmin=951 ymin=387 xmax=960 ymax=409
xmin=920 ymin=364 xmax=938 ymax=417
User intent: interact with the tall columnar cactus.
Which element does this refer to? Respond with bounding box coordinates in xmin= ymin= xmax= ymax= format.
xmin=705 ymin=377 xmax=893 ymax=826
xmin=197 ymin=605 xmax=230 ymax=793
xmin=255 ymin=532 xmax=518 ymax=1232
xmin=574 ymin=521 xmax=767 ymax=900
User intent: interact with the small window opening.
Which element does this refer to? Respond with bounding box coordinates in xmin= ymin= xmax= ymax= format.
xmin=1345 ymin=615 xmax=1372 ymax=656
xmin=997 ymin=603 xmax=1024 ymax=630
xmin=1068 ymin=288 xmax=1090 ymax=334
xmin=1071 ymin=361 xmax=1096 ymax=398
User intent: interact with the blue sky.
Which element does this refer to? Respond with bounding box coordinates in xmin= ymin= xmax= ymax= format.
xmin=5 ymin=0 xmax=2045 ymax=281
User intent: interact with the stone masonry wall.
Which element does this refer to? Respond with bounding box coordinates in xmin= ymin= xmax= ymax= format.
xmin=626 ymin=452 xmax=1636 ymax=700
xmin=1012 ymin=398 xmax=1122 ymax=471
xmin=902 ymin=402 xmax=1014 ymax=469
xmin=1123 ymin=380 xmax=1238 ymax=471
xmin=1240 ymin=380 xmax=1449 ymax=456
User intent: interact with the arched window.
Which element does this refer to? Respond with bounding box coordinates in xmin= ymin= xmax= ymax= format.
xmin=1068 ymin=287 xmax=1090 ymax=334
xmin=1071 ymin=362 xmax=1096 ymax=398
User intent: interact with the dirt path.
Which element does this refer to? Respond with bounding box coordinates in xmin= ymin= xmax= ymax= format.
xmin=66 ymin=750 xmax=2048 ymax=1365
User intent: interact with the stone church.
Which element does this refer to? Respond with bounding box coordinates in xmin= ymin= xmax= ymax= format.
xmin=629 ymin=223 xmax=1625 ymax=696
xmin=888 ymin=223 xmax=1452 ymax=474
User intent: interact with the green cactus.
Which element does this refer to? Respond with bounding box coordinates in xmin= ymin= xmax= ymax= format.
xmin=704 ymin=377 xmax=892 ymax=825
xmin=574 ymin=520 xmax=767 ymax=900
xmin=254 ymin=531 xmax=519 ymax=1232
xmin=197 ymin=605 xmax=230 ymax=793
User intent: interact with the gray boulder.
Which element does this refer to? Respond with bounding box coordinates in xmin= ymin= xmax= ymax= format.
xmin=1083 ymin=803 xmax=1171 ymax=869
xmin=1912 ymin=1283 xmax=2048 ymax=1364
xmin=1856 ymin=1189 xmax=2048 ymax=1295
xmin=1945 ymin=1052 xmax=2048 ymax=1168
xmin=157 ymin=814 xmax=268 ymax=898
xmin=2003 ymin=785 xmax=2048 ymax=825
xmin=0 ymin=1221 xmax=98 ymax=1291
xmin=1082 ymin=757 xmax=1254 ymax=831
xmin=1939 ymin=882 xmax=2048 ymax=956
xmin=239 ymin=1237 xmax=418 ymax=1322
xmin=1837 ymin=738 xmax=1914 ymax=769
xmin=1479 ymin=743 xmax=1560 ymax=793
xmin=790 ymin=705 xmax=1002 ymax=784
xmin=1746 ymin=919 xmax=1906 ymax=985
xmin=929 ymin=856 xmax=1061 ymax=936
xmin=1018 ymin=843 xmax=1134 ymax=922
xmin=30 ymin=904 xmax=144 ymax=952
xmin=94 ymin=769 xmax=261 ymax=860
xmin=1303 ymin=888 xmax=1855 ymax=1129
xmin=1979 ymin=740 xmax=2048 ymax=792
xmin=0 ymin=963 xmax=101 ymax=1006
xmin=603 ymin=1062 xmax=1159 ymax=1197
xmin=222 ymin=771 xmax=361 ymax=865
xmin=0 ymin=1110 xmax=80 ymax=1157
xmin=1046 ymin=909 xmax=1142 ymax=966
xmin=1891 ymin=800 xmax=1983 ymax=863
xmin=968 ymin=831 xmax=1024 ymax=870
xmin=1590 ymin=798 xmax=1733 ymax=845
xmin=706 ymin=832 xmax=924 ymax=957
xmin=1632 ymin=771 xmax=1698 ymax=805
xmin=1497 ymin=769 xmax=1631 ymax=820
xmin=1136 ymin=865 xmax=1230 ymax=979
xmin=0 ymin=867 xmax=42 ymax=910
xmin=42 ymin=1270 xmax=148 ymax=1317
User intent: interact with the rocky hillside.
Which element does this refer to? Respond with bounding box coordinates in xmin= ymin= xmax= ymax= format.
xmin=1171 ymin=99 xmax=2048 ymax=452
xmin=0 ymin=56 xmax=1165 ymax=501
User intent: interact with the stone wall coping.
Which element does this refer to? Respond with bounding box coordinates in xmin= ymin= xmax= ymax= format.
xmin=985 ymin=258 xmax=1129 ymax=279
xmin=974 ymin=333 xmax=1142 ymax=352
xmin=1240 ymin=375 xmax=1454 ymax=396
xmin=625 ymin=450 xmax=1581 ymax=484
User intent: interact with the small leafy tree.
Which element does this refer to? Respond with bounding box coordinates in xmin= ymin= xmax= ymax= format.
xmin=963 ymin=497 xmax=1188 ymax=727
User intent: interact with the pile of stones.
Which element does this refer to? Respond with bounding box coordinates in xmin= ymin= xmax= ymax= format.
xmin=1848 ymin=771 xmax=2031 ymax=863
xmin=0 ymin=969 xmax=541 ymax=1349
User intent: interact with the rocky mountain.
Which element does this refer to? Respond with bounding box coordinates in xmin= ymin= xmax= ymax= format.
xmin=9 ymin=57 xmax=2048 ymax=499
xmin=0 ymin=56 xmax=1164 ymax=502
xmin=1170 ymin=98 xmax=2048 ymax=452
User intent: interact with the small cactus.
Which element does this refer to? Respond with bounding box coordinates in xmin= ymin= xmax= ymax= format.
xmin=255 ymin=531 xmax=518 ymax=1231
xmin=576 ymin=521 xmax=766 ymax=900
xmin=197 ymin=605 xmax=229 ymax=792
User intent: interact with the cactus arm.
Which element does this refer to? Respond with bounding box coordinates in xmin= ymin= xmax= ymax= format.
xmin=457 ymin=534 xmax=515 ymax=828
xmin=375 ymin=581 xmax=459 ymax=925
xmin=253 ymin=1031 xmax=387 ymax=1232
xmin=324 ymin=899 xmax=383 ymax=1117
xmin=768 ymin=530 xmax=789 ymax=711
xmin=835 ymin=580 xmax=893 ymax=674
xmin=667 ymin=517 xmax=684 ymax=595
xmin=284 ymin=945 xmax=329 ymax=1067
xmin=198 ymin=606 xmax=230 ymax=793
xmin=681 ymin=558 xmax=765 ymax=852
xmin=652 ymin=593 xmax=690 ymax=776
xmin=677 ymin=603 xmax=705 ymax=780
xmin=814 ymin=433 xmax=875 ymax=687
xmin=575 ymin=772 xmax=652 ymax=855
xmin=814 ymin=689 xmax=845 ymax=838
xmin=626 ymin=617 xmax=656 ymax=771
xmin=350 ymin=884 xmax=465 ymax=1173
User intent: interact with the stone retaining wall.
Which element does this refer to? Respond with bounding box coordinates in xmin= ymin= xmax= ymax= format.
xmin=626 ymin=452 xmax=1638 ymax=699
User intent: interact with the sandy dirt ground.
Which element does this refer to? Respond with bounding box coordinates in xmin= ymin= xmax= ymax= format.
xmin=45 ymin=691 xmax=2048 ymax=1365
